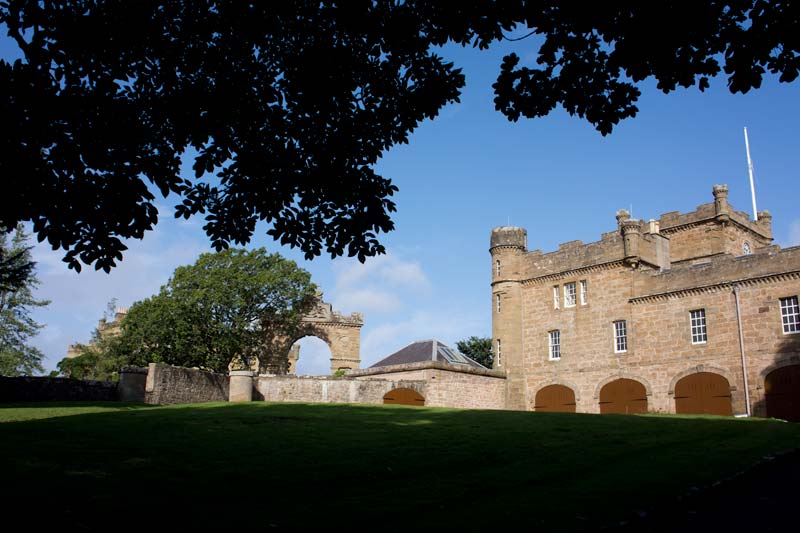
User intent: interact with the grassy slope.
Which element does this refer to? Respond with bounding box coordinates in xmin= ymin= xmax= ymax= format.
xmin=1 ymin=402 xmax=797 ymax=530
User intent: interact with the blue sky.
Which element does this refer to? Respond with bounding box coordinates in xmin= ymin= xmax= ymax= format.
xmin=4 ymin=32 xmax=799 ymax=375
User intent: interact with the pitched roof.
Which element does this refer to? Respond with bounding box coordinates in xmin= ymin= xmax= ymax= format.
xmin=370 ymin=339 xmax=487 ymax=369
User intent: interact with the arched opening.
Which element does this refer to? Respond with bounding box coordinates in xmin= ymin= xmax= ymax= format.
xmin=534 ymin=385 xmax=576 ymax=413
xmin=292 ymin=336 xmax=332 ymax=376
xmin=599 ymin=378 xmax=648 ymax=414
xmin=383 ymin=388 xmax=425 ymax=407
xmin=765 ymin=365 xmax=800 ymax=422
xmin=674 ymin=372 xmax=732 ymax=416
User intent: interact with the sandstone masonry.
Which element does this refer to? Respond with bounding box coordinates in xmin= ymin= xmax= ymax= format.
xmin=491 ymin=185 xmax=800 ymax=418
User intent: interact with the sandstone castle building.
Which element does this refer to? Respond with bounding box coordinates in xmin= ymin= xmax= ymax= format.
xmin=491 ymin=185 xmax=800 ymax=419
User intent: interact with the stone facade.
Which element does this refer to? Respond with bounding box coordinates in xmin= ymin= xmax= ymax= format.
xmin=491 ymin=185 xmax=800 ymax=416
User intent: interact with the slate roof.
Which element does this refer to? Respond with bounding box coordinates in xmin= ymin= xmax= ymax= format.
xmin=370 ymin=339 xmax=487 ymax=369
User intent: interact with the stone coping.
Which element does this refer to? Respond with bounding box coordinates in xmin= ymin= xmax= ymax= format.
xmin=229 ymin=370 xmax=254 ymax=377
xmin=120 ymin=366 xmax=148 ymax=375
xmin=346 ymin=360 xmax=506 ymax=379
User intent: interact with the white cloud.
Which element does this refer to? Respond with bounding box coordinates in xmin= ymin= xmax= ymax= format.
xmin=329 ymin=253 xmax=430 ymax=315
xmin=333 ymin=253 xmax=430 ymax=292
xmin=359 ymin=310 xmax=485 ymax=367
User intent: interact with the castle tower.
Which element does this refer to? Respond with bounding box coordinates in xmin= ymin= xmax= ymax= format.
xmin=490 ymin=226 xmax=527 ymax=410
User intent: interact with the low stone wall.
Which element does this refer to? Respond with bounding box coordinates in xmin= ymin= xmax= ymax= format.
xmin=0 ymin=376 xmax=118 ymax=403
xmin=255 ymin=375 xmax=425 ymax=405
xmin=144 ymin=363 xmax=229 ymax=405
xmin=254 ymin=361 xmax=508 ymax=409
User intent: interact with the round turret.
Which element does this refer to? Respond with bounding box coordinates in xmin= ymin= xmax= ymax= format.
xmin=490 ymin=226 xmax=527 ymax=251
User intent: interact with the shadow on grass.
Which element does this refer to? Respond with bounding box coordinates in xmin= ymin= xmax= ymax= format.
xmin=1 ymin=402 xmax=798 ymax=531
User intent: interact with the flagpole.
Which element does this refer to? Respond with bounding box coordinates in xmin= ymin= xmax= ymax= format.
xmin=744 ymin=127 xmax=758 ymax=221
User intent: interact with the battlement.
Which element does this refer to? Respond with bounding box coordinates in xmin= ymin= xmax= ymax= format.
xmin=524 ymin=231 xmax=625 ymax=279
xmin=490 ymin=226 xmax=527 ymax=250
xmin=501 ymin=185 xmax=774 ymax=280
xmin=632 ymin=245 xmax=800 ymax=302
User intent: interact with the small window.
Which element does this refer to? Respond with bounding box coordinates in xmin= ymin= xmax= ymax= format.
xmin=496 ymin=260 xmax=501 ymax=276
xmin=496 ymin=339 xmax=502 ymax=367
xmin=743 ymin=241 xmax=751 ymax=255
xmin=553 ymin=286 xmax=560 ymax=309
xmin=548 ymin=330 xmax=561 ymax=360
xmin=690 ymin=309 xmax=707 ymax=344
xmin=780 ymin=296 xmax=800 ymax=334
xmin=564 ymin=282 xmax=576 ymax=307
xmin=580 ymin=280 xmax=587 ymax=305
xmin=496 ymin=293 xmax=501 ymax=313
xmin=613 ymin=320 xmax=627 ymax=353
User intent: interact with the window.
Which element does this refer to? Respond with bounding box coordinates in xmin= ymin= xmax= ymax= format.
xmin=548 ymin=330 xmax=561 ymax=360
xmin=496 ymin=260 xmax=501 ymax=276
xmin=496 ymin=339 xmax=502 ymax=367
xmin=743 ymin=241 xmax=751 ymax=255
xmin=613 ymin=320 xmax=627 ymax=353
xmin=690 ymin=309 xmax=707 ymax=344
xmin=564 ymin=282 xmax=576 ymax=307
xmin=780 ymin=296 xmax=800 ymax=334
xmin=580 ymin=280 xmax=588 ymax=305
xmin=553 ymin=286 xmax=560 ymax=309
xmin=496 ymin=293 xmax=501 ymax=313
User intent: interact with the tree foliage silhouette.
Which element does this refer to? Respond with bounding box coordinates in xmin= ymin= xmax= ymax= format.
xmin=0 ymin=226 xmax=49 ymax=376
xmin=2 ymin=2 xmax=797 ymax=272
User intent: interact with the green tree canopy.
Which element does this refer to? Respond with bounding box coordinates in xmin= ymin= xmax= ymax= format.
xmin=108 ymin=248 xmax=317 ymax=373
xmin=456 ymin=336 xmax=493 ymax=369
xmin=2 ymin=2 xmax=798 ymax=273
xmin=0 ymin=225 xmax=49 ymax=376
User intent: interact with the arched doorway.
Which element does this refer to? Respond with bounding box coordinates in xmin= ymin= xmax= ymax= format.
xmin=291 ymin=336 xmax=333 ymax=375
xmin=599 ymin=378 xmax=648 ymax=414
xmin=383 ymin=388 xmax=425 ymax=406
xmin=534 ymin=385 xmax=576 ymax=412
xmin=765 ymin=365 xmax=800 ymax=422
xmin=674 ymin=372 xmax=732 ymax=416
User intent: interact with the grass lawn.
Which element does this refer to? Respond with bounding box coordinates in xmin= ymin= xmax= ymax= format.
xmin=1 ymin=402 xmax=797 ymax=531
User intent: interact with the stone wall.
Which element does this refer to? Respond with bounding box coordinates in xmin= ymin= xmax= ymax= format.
xmin=256 ymin=374 xmax=425 ymax=405
xmin=144 ymin=363 xmax=229 ymax=405
xmin=0 ymin=376 xmax=118 ymax=402
xmin=256 ymin=361 xmax=508 ymax=409
xmin=350 ymin=361 xmax=508 ymax=410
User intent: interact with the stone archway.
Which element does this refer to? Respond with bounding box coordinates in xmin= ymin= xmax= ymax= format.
xmin=259 ymin=294 xmax=363 ymax=375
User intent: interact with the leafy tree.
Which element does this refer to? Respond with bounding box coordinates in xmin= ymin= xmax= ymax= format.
xmin=110 ymin=248 xmax=317 ymax=373
xmin=456 ymin=336 xmax=493 ymax=369
xmin=2 ymin=2 xmax=798 ymax=273
xmin=0 ymin=225 xmax=49 ymax=376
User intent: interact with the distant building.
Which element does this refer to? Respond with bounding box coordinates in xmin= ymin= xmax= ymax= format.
xmin=491 ymin=185 xmax=800 ymax=419
xmin=65 ymin=308 xmax=128 ymax=359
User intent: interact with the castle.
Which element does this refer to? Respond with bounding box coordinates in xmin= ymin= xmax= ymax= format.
xmin=490 ymin=185 xmax=800 ymax=419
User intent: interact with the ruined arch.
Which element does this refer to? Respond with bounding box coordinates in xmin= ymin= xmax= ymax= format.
xmin=259 ymin=294 xmax=363 ymax=375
